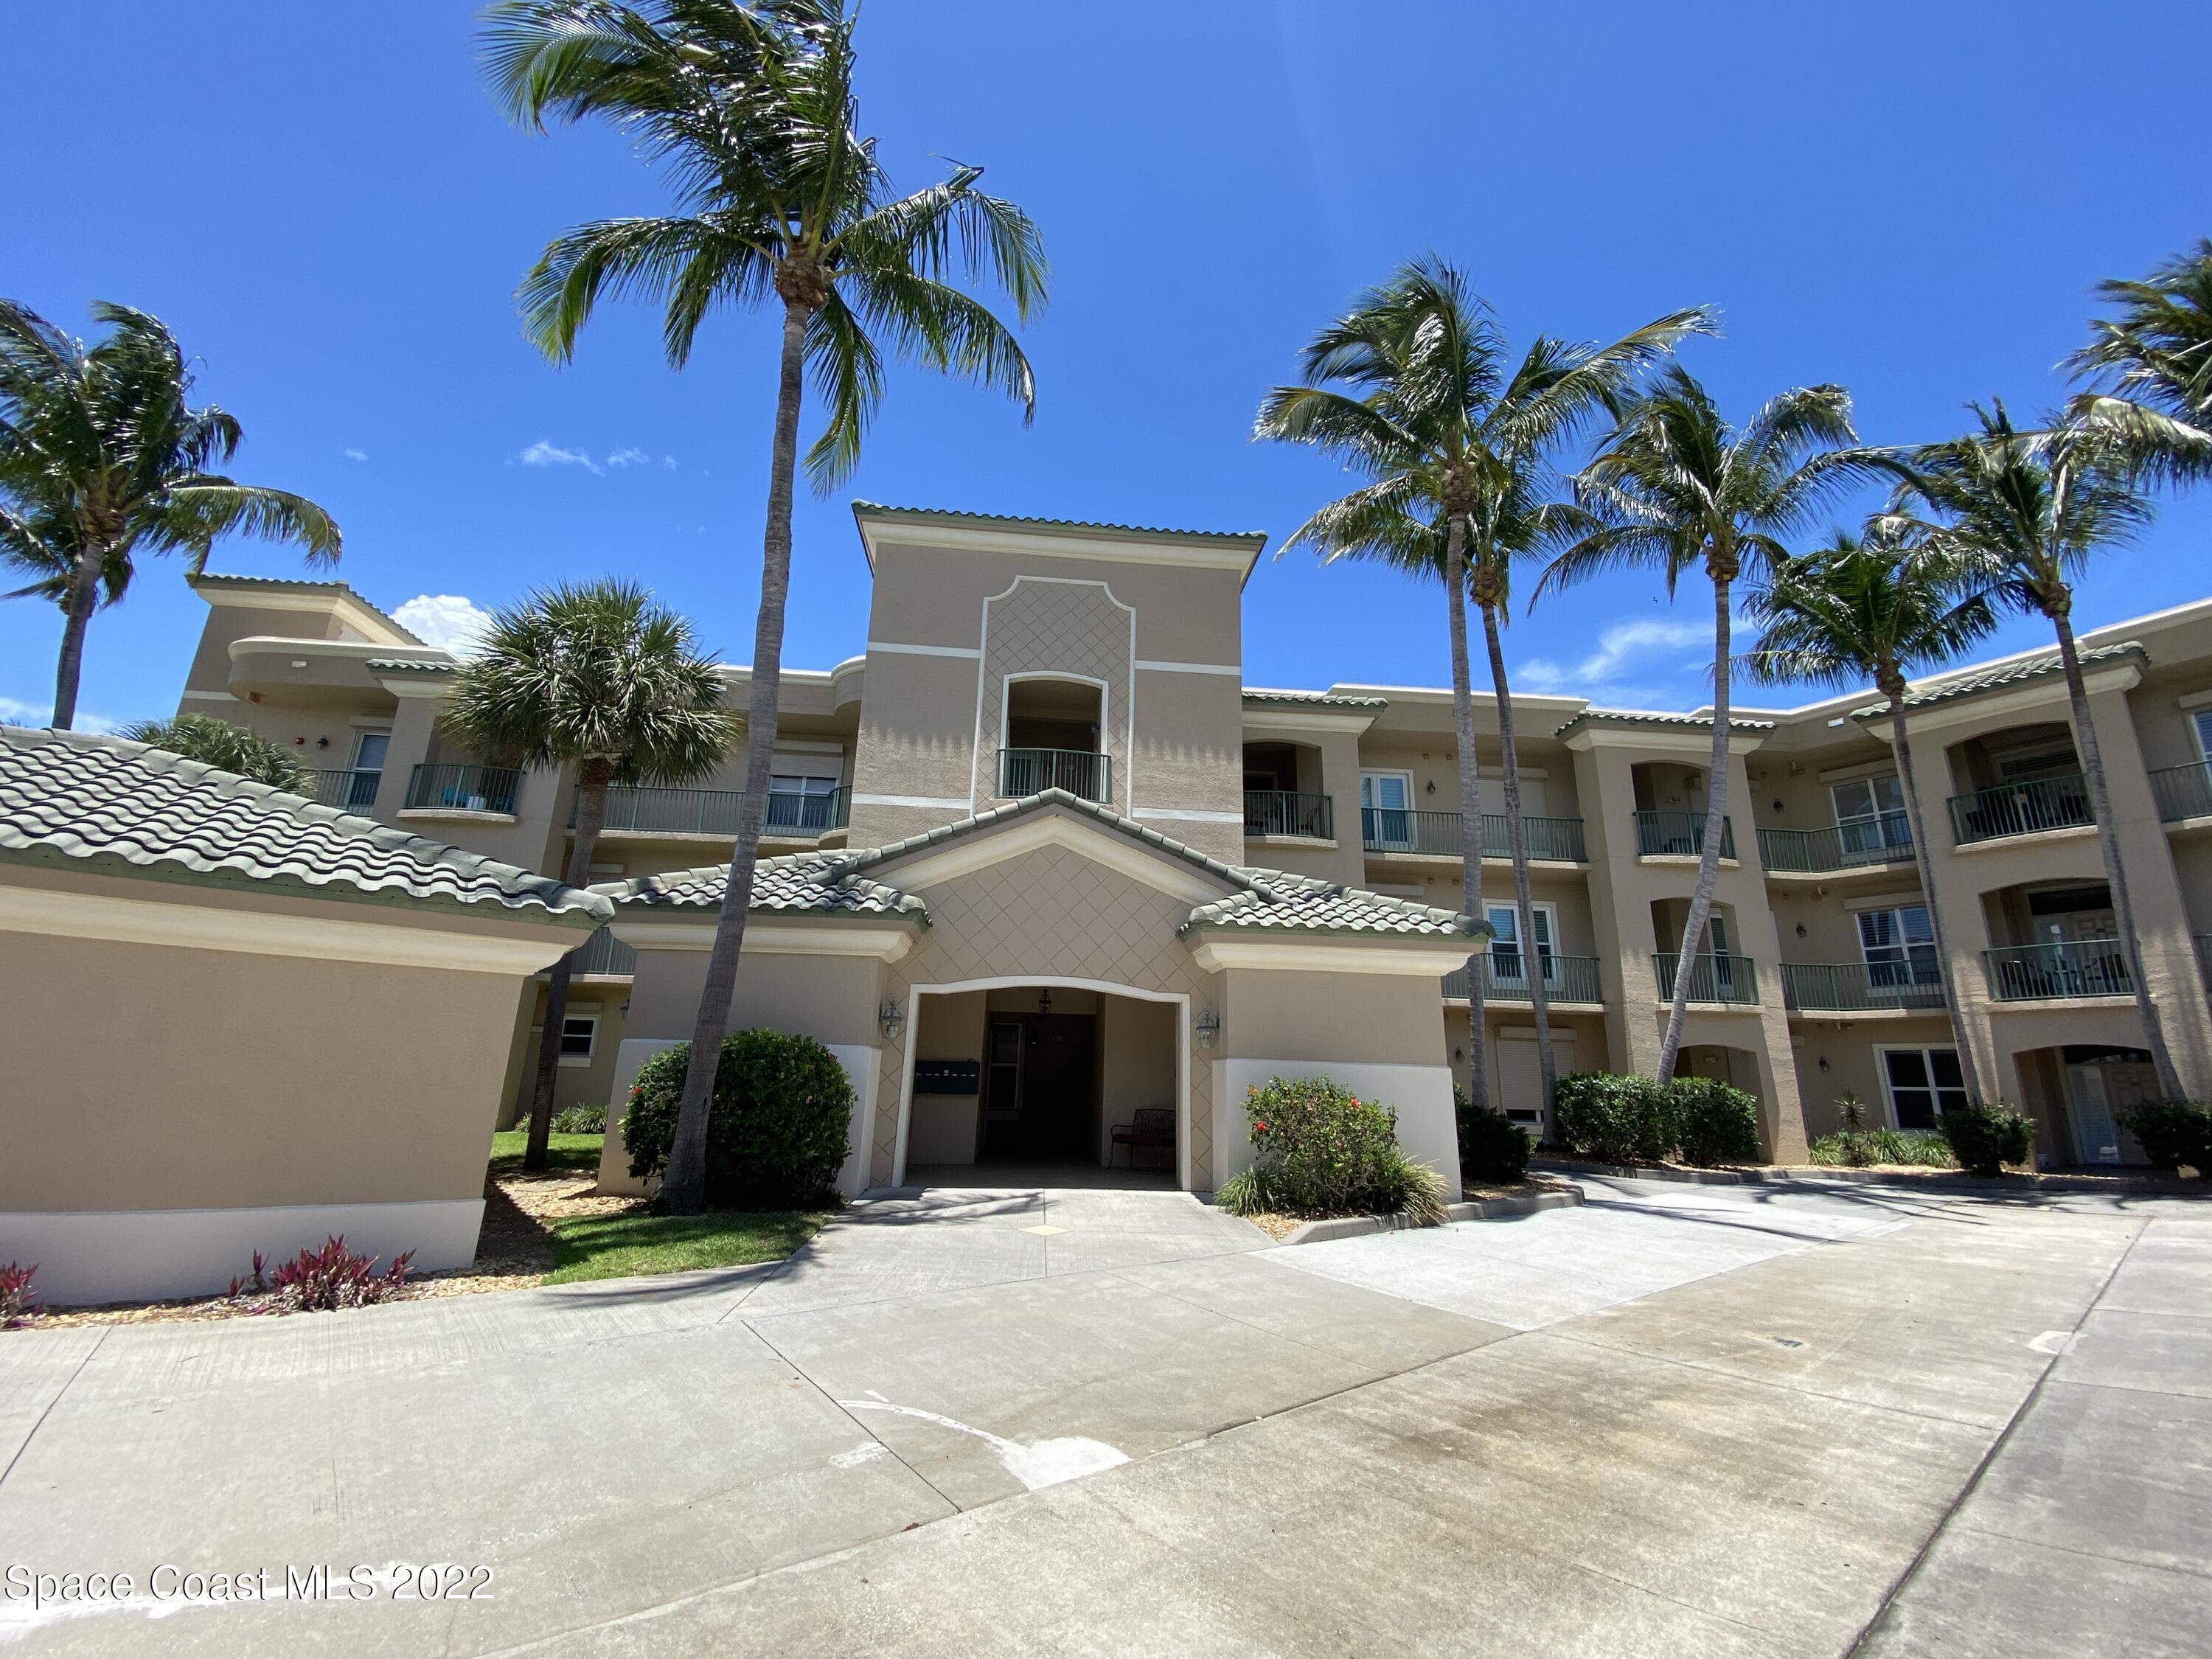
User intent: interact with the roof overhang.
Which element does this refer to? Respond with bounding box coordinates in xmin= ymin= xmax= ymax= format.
xmin=853 ymin=502 xmax=1267 ymax=587
xmin=1857 ymin=660 xmax=2146 ymax=739
xmin=866 ymin=799 xmax=1241 ymax=905
xmin=1185 ymin=932 xmax=1485 ymax=975
xmin=189 ymin=574 xmax=424 ymax=647
xmin=608 ymin=914 xmax=919 ymax=961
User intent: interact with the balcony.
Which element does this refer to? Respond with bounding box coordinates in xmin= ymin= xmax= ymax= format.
xmin=997 ymin=747 xmax=1111 ymax=802
xmin=1781 ymin=961 xmax=1946 ymax=1012
xmin=577 ymin=785 xmax=849 ymax=839
xmin=1652 ymin=951 xmax=1759 ymax=1004
xmin=1947 ymin=774 xmax=2093 ymax=845
xmin=1359 ymin=808 xmax=1587 ymax=863
xmin=1982 ymin=939 xmax=2132 ymax=1001
xmin=310 ymin=768 xmax=381 ymax=811
xmin=1758 ymin=812 xmax=1913 ymax=874
xmin=1633 ymin=810 xmax=1736 ymax=860
xmin=1244 ymin=790 xmax=1333 ymax=840
xmin=406 ymin=762 xmax=521 ymax=815
xmin=558 ymin=926 xmax=637 ymax=979
xmin=1443 ymin=953 xmax=1604 ymax=1006
xmin=2150 ymin=762 xmax=2212 ymax=823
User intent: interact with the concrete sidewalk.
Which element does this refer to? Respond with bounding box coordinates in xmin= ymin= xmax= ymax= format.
xmin=0 ymin=1178 xmax=2203 ymax=1655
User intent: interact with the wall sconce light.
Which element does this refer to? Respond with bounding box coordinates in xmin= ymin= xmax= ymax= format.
xmin=1817 ymin=1056 xmax=1831 ymax=1073
xmin=1770 ymin=798 xmax=1784 ymax=813
xmin=1795 ymin=922 xmax=1808 ymax=938
xmin=1196 ymin=1009 xmax=1220 ymax=1049
xmin=1425 ymin=779 xmax=1436 ymax=795
xmin=316 ymin=736 xmax=331 ymax=749
xmin=878 ymin=1000 xmax=905 ymax=1042
xmin=1453 ymin=1048 xmax=1465 ymax=1065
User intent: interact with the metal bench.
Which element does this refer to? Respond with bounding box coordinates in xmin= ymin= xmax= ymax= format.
xmin=1109 ymin=1107 xmax=1175 ymax=1169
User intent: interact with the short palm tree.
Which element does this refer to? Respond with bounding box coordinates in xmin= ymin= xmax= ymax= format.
xmin=482 ymin=0 xmax=1046 ymax=1211
xmin=1256 ymin=258 xmax=1708 ymax=1113
xmin=2067 ymin=239 xmax=2212 ymax=487
xmin=442 ymin=580 xmax=737 ymax=1171
xmin=1898 ymin=400 xmax=2183 ymax=1099
xmin=0 ymin=300 xmax=340 ymax=730
xmin=1739 ymin=524 xmax=1998 ymax=1104
xmin=119 ymin=713 xmax=318 ymax=793
xmin=1543 ymin=366 xmax=1874 ymax=1085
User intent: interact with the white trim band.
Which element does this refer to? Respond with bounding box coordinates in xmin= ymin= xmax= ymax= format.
xmin=851 ymin=792 xmax=973 ymax=810
xmin=1135 ymin=659 xmax=1242 ymax=676
xmin=866 ymin=639 xmax=982 ymax=659
xmin=1133 ymin=807 xmax=1245 ymax=824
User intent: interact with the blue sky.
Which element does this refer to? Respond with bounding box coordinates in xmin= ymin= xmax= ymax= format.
xmin=5 ymin=1 xmax=2209 ymax=731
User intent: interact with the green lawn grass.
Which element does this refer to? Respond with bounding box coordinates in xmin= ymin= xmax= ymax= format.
xmin=540 ymin=1209 xmax=820 ymax=1285
xmin=487 ymin=1130 xmax=608 ymax=1176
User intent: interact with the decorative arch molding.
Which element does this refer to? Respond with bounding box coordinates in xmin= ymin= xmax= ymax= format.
xmin=970 ymin=576 xmax=1137 ymax=814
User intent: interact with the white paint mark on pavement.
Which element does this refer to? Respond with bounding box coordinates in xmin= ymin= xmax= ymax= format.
xmin=838 ymin=1399 xmax=1130 ymax=1491
xmin=831 ymin=1441 xmax=891 ymax=1469
xmin=2028 ymin=1329 xmax=2079 ymax=1356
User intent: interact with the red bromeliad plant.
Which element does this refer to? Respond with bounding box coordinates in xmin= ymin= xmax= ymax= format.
xmin=0 ymin=1261 xmax=38 ymax=1326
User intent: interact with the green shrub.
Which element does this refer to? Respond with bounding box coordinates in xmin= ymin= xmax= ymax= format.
xmin=622 ymin=1031 xmax=853 ymax=1208
xmin=1211 ymin=1165 xmax=1272 ymax=1216
xmin=121 ymin=714 xmax=317 ymax=793
xmin=1453 ymin=1085 xmax=1530 ymax=1183
xmin=1239 ymin=1076 xmax=1446 ymax=1222
xmin=1938 ymin=1103 xmax=2034 ymax=1177
xmin=1672 ymin=1077 xmax=1762 ymax=1166
xmin=551 ymin=1103 xmax=607 ymax=1134
xmin=2118 ymin=1100 xmax=2212 ymax=1175
xmin=1553 ymin=1072 xmax=1675 ymax=1165
xmin=1808 ymin=1127 xmax=1955 ymax=1168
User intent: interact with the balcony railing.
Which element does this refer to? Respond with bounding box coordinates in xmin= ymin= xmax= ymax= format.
xmin=1443 ymin=953 xmax=1604 ymax=1006
xmin=1947 ymin=773 xmax=2093 ymax=844
xmin=578 ymin=785 xmax=849 ymax=838
xmin=559 ymin=926 xmax=637 ymax=978
xmin=310 ymin=768 xmax=381 ymax=811
xmin=1982 ymin=939 xmax=2132 ymax=1001
xmin=1652 ymin=951 xmax=1759 ymax=1004
xmin=1359 ymin=808 xmax=1587 ymax=863
xmin=2149 ymin=762 xmax=2212 ymax=823
xmin=406 ymin=762 xmax=521 ymax=815
xmin=1781 ymin=961 xmax=1946 ymax=1012
xmin=1244 ymin=790 xmax=1334 ymax=840
xmin=1633 ymin=810 xmax=1736 ymax=860
xmin=997 ymin=747 xmax=1111 ymax=802
xmin=1758 ymin=812 xmax=1913 ymax=873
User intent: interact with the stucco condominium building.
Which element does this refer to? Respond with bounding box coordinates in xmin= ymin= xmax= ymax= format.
xmin=175 ymin=503 xmax=2212 ymax=1188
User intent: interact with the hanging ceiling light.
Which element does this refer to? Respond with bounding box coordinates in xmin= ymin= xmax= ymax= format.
xmin=1037 ymin=988 xmax=1052 ymax=1016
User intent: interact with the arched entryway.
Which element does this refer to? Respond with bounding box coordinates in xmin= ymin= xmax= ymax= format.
xmin=889 ymin=976 xmax=1191 ymax=1190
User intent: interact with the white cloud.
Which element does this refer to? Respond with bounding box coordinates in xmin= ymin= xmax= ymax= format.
xmin=605 ymin=446 xmax=651 ymax=469
xmin=518 ymin=439 xmax=601 ymax=475
xmin=662 ymin=454 xmax=677 ymax=470
xmin=343 ymin=447 xmax=368 ymax=462
xmin=1 ymin=695 xmax=121 ymax=734
xmin=1519 ymin=617 xmax=1715 ymax=706
xmin=393 ymin=594 xmax=495 ymax=655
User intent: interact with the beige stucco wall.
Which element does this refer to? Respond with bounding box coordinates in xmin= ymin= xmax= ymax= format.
xmin=1099 ymin=993 xmax=1179 ymax=1165
xmin=908 ymin=989 xmax=987 ymax=1164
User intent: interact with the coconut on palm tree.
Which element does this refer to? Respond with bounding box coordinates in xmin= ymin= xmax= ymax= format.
xmin=0 ymin=300 xmax=340 ymax=729
xmin=1256 ymin=258 xmax=1708 ymax=1115
xmin=481 ymin=0 xmax=1046 ymax=1212
xmin=1897 ymin=400 xmax=2183 ymax=1099
xmin=118 ymin=713 xmax=319 ymax=793
xmin=2067 ymin=239 xmax=2212 ymax=486
xmin=442 ymin=580 xmax=737 ymax=1171
xmin=1543 ymin=366 xmax=1874 ymax=1085
xmin=1739 ymin=523 xmax=1998 ymax=1104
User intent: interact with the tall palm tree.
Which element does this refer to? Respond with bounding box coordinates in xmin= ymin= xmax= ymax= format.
xmin=1739 ymin=524 xmax=1999 ymax=1105
xmin=1256 ymin=259 xmax=1707 ymax=1113
xmin=1543 ymin=366 xmax=1871 ymax=1085
xmin=0 ymin=300 xmax=340 ymax=729
xmin=442 ymin=580 xmax=737 ymax=1171
xmin=2067 ymin=239 xmax=2212 ymax=486
xmin=1899 ymin=401 xmax=2183 ymax=1099
xmin=482 ymin=0 xmax=1046 ymax=1211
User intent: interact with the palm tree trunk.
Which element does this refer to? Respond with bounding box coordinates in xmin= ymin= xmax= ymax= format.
xmin=2048 ymin=605 xmax=2185 ymax=1099
xmin=1444 ymin=515 xmax=1490 ymax=1110
xmin=49 ymin=543 xmax=105 ymax=730
xmin=1658 ymin=569 xmax=1733 ymax=1084
xmin=659 ymin=297 xmax=808 ymax=1214
xmin=1479 ymin=599 xmax=1555 ymax=1129
xmin=525 ymin=755 xmax=614 ymax=1171
xmin=1884 ymin=676 xmax=1986 ymax=1106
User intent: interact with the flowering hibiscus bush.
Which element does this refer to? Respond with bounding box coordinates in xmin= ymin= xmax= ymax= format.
xmin=1217 ymin=1076 xmax=1445 ymax=1222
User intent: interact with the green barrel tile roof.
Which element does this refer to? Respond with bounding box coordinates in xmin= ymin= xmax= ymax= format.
xmin=1241 ymin=689 xmax=1391 ymax=709
xmin=1848 ymin=640 xmax=2148 ymax=718
xmin=852 ymin=501 xmax=1267 ymax=546
xmin=1554 ymin=709 xmax=1777 ymax=738
xmin=0 ymin=726 xmax=608 ymax=925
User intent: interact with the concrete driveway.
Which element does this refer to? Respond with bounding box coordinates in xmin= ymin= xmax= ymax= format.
xmin=0 ymin=1175 xmax=2204 ymax=1656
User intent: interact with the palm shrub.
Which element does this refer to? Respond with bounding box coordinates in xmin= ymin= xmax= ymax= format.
xmin=1672 ymin=1077 xmax=1762 ymax=1166
xmin=2067 ymin=239 xmax=2212 ymax=487
xmin=551 ymin=1104 xmax=608 ymax=1134
xmin=120 ymin=714 xmax=316 ymax=793
xmin=1552 ymin=1071 xmax=1675 ymax=1165
xmin=1221 ymin=1077 xmax=1445 ymax=1222
xmin=0 ymin=300 xmax=338 ymax=728
xmin=2118 ymin=1101 xmax=2212 ymax=1176
xmin=1937 ymin=1103 xmax=2035 ymax=1177
xmin=483 ymin=0 xmax=1046 ymax=1214
xmin=623 ymin=1030 xmax=853 ymax=1208
xmin=1808 ymin=1127 xmax=1955 ymax=1169
xmin=442 ymin=579 xmax=736 ymax=1171
xmin=1454 ymin=1084 xmax=1530 ymax=1183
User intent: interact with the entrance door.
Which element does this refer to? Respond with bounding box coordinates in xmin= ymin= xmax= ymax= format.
xmin=2065 ymin=1065 xmax=2123 ymax=1164
xmin=1360 ymin=772 xmax=1413 ymax=850
xmin=981 ymin=1014 xmax=1098 ymax=1162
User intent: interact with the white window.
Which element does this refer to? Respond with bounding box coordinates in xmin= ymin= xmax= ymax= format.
xmin=1360 ymin=771 xmax=1416 ymax=849
xmin=352 ymin=731 xmax=390 ymax=771
xmin=767 ymin=773 xmax=841 ymax=830
xmin=1831 ymin=774 xmax=1910 ymax=860
xmin=557 ymin=1010 xmax=598 ymax=1066
xmin=1858 ymin=905 xmax=1941 ymax=987
xmin=2194 ymin=709 xmax=2212 ymax=764
xmin=1485 ymin=902 xmax=1558 ymax=983
xmin=1879 ymin=1047 xmax=1968 ymax=1129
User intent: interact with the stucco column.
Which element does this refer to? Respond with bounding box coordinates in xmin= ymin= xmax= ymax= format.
xmin=372 ymin=684 xmax=447 ymax=825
